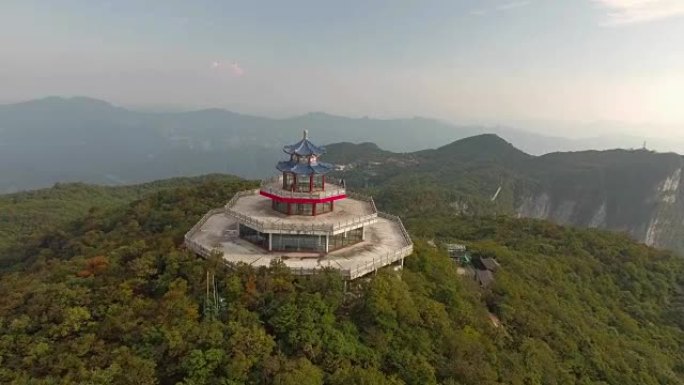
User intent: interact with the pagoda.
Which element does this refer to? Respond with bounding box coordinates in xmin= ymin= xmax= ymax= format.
xmin=185 ymin=131 xmax=413 ymax=280
xmin=263 ymin=129 xmax=339 ymax=216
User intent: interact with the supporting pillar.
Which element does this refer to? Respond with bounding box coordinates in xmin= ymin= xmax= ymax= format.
xmin=322 ymin=175 xmax=325 ymax=190
xmin=309 ymin=174 xmax=313 ymax=192
xmin=325 ymin=234 xmax=329 ymax=253
xmin=361 ymin=226 xmax=365 ymax=241
xmin=312 ymin=203 xmax=317 ymax=216
xmin=268 ymin=233 xmax=272 ymax=251
xmin=287 ymin=203 xmax=292 ymax=215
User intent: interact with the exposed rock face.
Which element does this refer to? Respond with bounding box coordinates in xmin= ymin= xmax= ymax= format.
xmin=517 ymin=165 xmax=684 ymax=251
xmin=643 ymin=168 xmax=683 ymax=248
xmin=588 ymin=202 xmax=607 ymax=228
xmin=517 ymin=193 xmax=551 ymax=219
xmin=329 ymin=136 xmax=684 ymax=254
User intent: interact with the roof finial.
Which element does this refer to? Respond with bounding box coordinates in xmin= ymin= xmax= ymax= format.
xmin=303 ymin=129 xmax=309 ymax=140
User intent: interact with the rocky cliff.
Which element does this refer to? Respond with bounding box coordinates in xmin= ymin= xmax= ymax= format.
xmin=327 ymin=136 xmax=684 ymax=254
xmin=516 ymin=150 xmax=684 ymax=251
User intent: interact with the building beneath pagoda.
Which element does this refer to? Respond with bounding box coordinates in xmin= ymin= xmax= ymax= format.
xmin=185 ymin=130 xmax=413 ymax=280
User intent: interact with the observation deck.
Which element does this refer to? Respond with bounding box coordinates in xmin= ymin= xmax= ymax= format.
xmin=259 ymin=176 xmax=346 ymax=203
xmin=185 ymin=130 xmax=413 ymax=280
xmin=227 ymin=189 xmax=376 ymax=235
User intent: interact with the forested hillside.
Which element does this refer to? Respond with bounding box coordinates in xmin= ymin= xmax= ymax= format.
xmin=0 ymin=176 xmax=682 ymax=384
xmin=0 ymin=175 xmax=242 ymax=265
xmin=327 ymin=135 xmax=684 ymax=254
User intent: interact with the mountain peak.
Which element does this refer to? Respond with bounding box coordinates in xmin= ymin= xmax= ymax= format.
xmin=438 ymin=133 xmax=527 ymax=155
xmin=442 ymin=133 xmax=512 ymax=149
xmin=7 ymin=96 xmax=117 ymax=112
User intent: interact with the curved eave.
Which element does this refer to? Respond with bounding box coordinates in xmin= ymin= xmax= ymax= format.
xmin=283 ymin=138 xmax=326 ymax=156
xmin=276 ymin=161 xmax=334 ymax=175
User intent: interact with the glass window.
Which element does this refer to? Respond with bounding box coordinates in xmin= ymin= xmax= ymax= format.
xmin=312 ymin=174 xmax=324 ymax=191
xmin=239 ymin=224 xmax=269 ymax=249
xmin=316 ymin=202 xmax=333 ymax=214
xmin=272 ymin=200 xmax=289 ymax=214
xmin=296 ymin=174 xmax=311 ymax=192
xmin=282 ymin=173 xmax=294 ymax=190
xmin=272 ymin=234 xmax=325 ymax=253
xmin=329 ymin=227 xmax=363 ymax=251
xmin=295 ymin=203 xmax=313 ymax=215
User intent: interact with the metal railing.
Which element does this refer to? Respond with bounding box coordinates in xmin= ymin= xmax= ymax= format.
xmin=186 ymin=239 xmax=411 ymax=280
xmin=342 ymin=211 xmax=414 ymax=279
xmin=224 ymin=189 xmax=378 ymax=235
xmin=184 ymin=208 xmax=226 ymax=258
xmin=226 ymin=207 xmax=378 ymax=235
xmin=185 ymin=238 xmax=221 ymax=258
xmin=378 ymin=211 xmax=413 ymax=246
xmin=184 ymin=208 xmax=224 ymax=241
xmin=185 ymin=189 xmax=414 ymax=280
xmin=260 ymin=176 xmax=346 ymax=200
xmin=345 ymin=244 xmax=414 ymax=280
xmin=347 ymin=192 xmax=378 ymax=213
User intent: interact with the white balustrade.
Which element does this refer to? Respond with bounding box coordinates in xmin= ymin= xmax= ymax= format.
xmin=186 ymin=187 xmax=414 ymax=280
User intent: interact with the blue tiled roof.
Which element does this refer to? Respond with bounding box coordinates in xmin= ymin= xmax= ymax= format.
xmin=277 ymin=160 xmax=333 ymax=175
xmin=283 ymin=131 xmax=326 ymax=156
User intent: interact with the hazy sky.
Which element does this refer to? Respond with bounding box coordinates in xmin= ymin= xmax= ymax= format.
xmin=2 ymin=0 xmax=684 ymax=135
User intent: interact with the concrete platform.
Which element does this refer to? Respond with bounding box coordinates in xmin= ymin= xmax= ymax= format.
xmin=186 ymin=210 xmax=413 ymax=280
xmin=259 ymin=178 xmax=346 ymax=200
xmin=226 ymin=191 xmax=378 ymax=235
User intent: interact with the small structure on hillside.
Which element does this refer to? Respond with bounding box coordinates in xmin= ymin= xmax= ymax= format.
xmin=479 ymin=257 xmax=500 ymax=272
xmin=185 ymin=130 xmax=413 ymax=280
xmin=445 ymin=243 xmax=467 ymax=257
xmin=446 ymin=243 xmax=472 ymax=265
xmin=450 ymin=243 xmax=500 ymax=288
xmin=471 ymin=256 xmax=500 ymax=288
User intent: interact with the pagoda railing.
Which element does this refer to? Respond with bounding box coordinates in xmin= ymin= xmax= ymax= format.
xmin=260 ymin=176 xmax=346 ymax=200
xmin=378 ymin=212 xmax=413 ymax=245
xmin=185 ymin=205 xmax=413 ymax=280
xmin=184 ymin=208 xmax=226 ymax=257
xmin=347 ymin=192 xmax=378 ymax=213
xmin=346 ymin=245 xmax=414 ymax=280
xmin=200 ymin=188 xmax=413 ymax=279
xmin=346 ymin=212 xmax=413 ymax=280
xmin=185 ymin=238 xmax=221 ymax=259
xmin=224 ymin=189 xmax=377 ymax=235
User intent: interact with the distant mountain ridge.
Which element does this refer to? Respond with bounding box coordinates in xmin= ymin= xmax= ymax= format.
xmin=2 ymin=96 xmax=682 ymax=193
xmin=327 ymin=135 xmax=684 ymax=254
xmin=0 ymin=97 xmax=480 ymax=192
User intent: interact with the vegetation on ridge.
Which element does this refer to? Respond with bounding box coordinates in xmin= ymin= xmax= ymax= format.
xmin=0 ymin=175 xmax=243 ymax=266
xmin=326 ymin=136 xmax=684 ymax=254
xmin=0 ymin=177 xmax=682 ymax=384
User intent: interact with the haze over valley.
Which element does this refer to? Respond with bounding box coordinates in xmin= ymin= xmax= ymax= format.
xmin=2 ymin=96 xmax=683 ymax=193
xmin=2 ymin=1 xmax=684 ymax=384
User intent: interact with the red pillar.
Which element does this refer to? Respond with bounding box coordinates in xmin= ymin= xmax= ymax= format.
xmin=312 ymin=203 xmax=317 ymax=216
xmin=322 ymin=175 xmax=325 ymax=190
